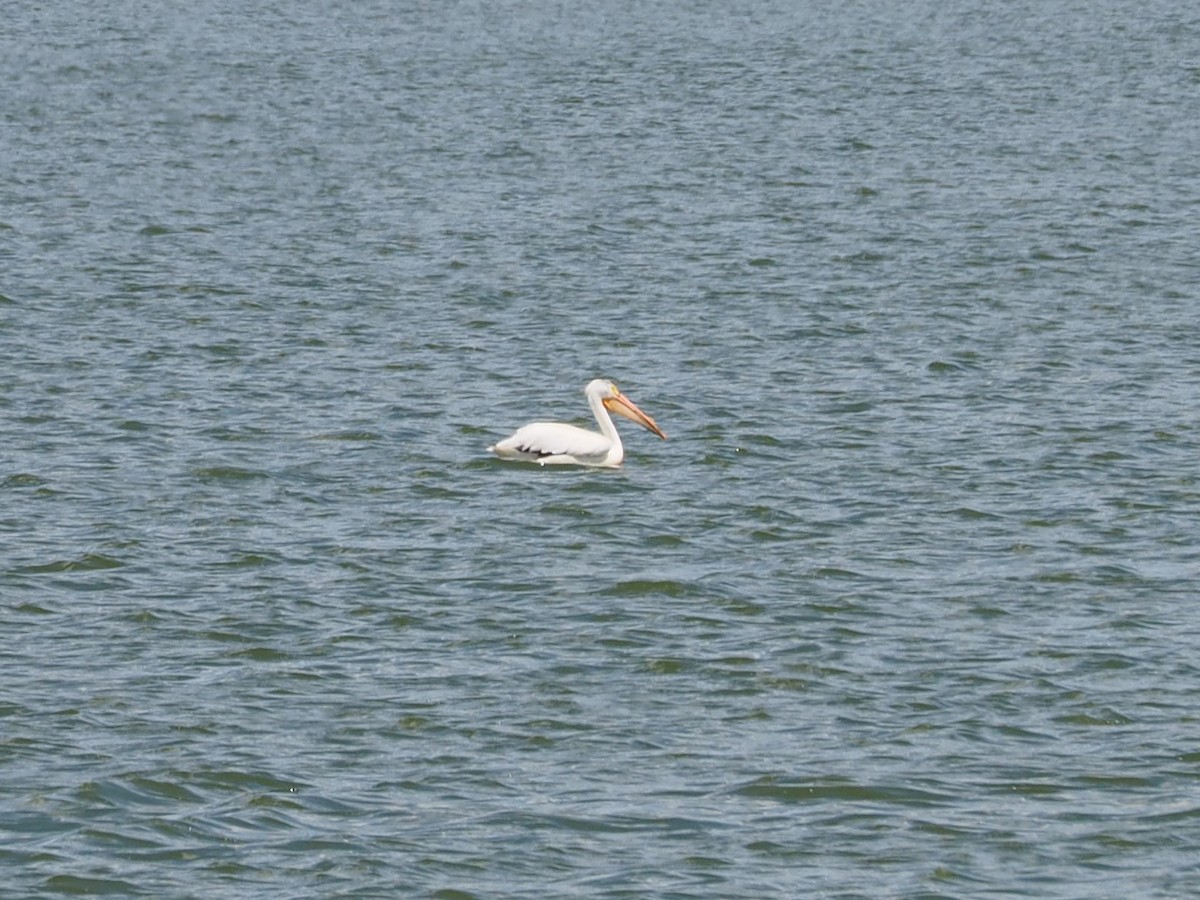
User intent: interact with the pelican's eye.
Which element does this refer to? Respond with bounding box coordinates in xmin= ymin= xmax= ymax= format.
xmin=610 ymin=383 xmax=620 ymax=395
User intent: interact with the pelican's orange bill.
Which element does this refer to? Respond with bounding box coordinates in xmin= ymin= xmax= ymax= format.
xmin=604 ymin=391 xmax=667 ymax=440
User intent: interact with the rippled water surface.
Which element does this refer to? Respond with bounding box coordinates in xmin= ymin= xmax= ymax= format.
xmin=4 ymin=0 xmax=1200 ymax=896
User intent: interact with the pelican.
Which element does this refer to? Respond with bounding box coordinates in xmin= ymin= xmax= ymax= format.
xmin=488 ymin=378 xmax=667 ymax=467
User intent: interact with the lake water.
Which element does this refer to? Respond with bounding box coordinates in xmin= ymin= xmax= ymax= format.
xmin=3 ymin=0 xmax=1200 ymax=896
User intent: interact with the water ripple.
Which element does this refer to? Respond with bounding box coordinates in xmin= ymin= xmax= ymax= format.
xmin=4 ymin=0 xmax=1200 ymax=896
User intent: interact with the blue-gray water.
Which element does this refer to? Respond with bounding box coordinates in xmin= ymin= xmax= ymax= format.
xmin=4 ymin=0 xmax=1200 ymax=896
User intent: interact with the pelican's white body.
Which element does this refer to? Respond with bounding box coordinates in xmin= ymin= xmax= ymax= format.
xmin=488 ymin=379 xmax=665 ymax=468
xmin=491 ymin=420 xmax=625 ymax=467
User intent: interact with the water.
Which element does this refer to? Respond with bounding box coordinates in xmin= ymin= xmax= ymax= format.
xmin=3 ymin=0 xmax=1200 ymax=896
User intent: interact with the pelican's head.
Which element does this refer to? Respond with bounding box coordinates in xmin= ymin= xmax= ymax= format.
xmin=588 ymin=378 xmax=667 ymax=440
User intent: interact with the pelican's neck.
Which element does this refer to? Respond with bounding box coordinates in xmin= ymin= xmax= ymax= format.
xmin=588 ymin=388 xmax=624 ymax=462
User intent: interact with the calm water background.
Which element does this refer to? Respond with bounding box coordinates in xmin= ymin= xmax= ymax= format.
xmin=3 ymin=0 xmax=1200 ymax=896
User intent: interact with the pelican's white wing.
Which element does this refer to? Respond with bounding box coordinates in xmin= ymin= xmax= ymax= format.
xmin=489 ymin=422 xmax=616 ymax=467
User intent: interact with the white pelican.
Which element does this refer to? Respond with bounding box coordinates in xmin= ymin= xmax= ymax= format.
xmin=489 ymin=378 xmax=667 ymax=467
